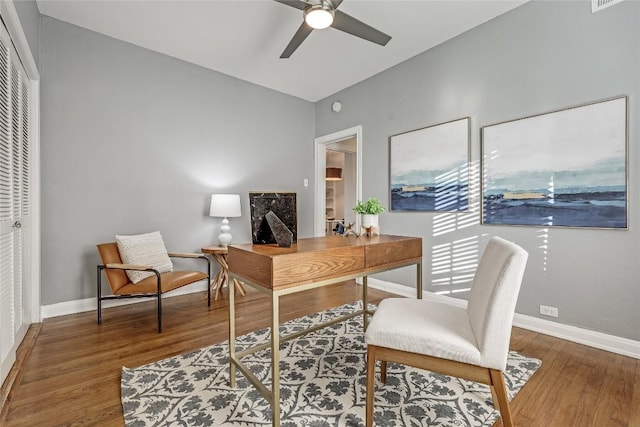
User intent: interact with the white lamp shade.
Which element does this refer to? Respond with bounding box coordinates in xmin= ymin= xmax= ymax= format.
xmin=209 ymin=194 xmax=241 ymax=218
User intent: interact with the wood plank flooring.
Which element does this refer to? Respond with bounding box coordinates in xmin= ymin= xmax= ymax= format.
xmin=2 ymin=282 xmax=639 ymax=426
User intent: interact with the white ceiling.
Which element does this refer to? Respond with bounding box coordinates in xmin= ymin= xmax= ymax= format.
xmin=35 ymin=0 xmax=528 ymax=102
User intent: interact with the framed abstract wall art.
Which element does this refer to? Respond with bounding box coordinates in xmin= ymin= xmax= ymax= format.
xmin=481 ymin=96 xmax=627 ymax=229
xmin=390 ymin=117 xmax=470 ymax=212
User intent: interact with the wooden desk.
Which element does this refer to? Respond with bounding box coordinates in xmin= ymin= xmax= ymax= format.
xmin=201 ymin=246 xmax=246 ymax=301
xmin=227 ymin=234 xmax=422 ymax=426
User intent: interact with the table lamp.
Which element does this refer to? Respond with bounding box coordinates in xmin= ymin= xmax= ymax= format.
xmin=209 ymin=194 xmax=241 ymax=247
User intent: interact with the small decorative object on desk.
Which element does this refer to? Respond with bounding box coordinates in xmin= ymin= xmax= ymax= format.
xmin=353 ymin=197 xmax=385 ymax=237
xmin=343 ymin=222 xmax=358 ymax=237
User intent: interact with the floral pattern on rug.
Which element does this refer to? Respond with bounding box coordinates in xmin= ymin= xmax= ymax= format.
xmin=121 ymin=302 xmax=541 ymax=426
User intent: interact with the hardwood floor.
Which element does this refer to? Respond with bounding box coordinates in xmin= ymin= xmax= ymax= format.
xmin=2 ymin=282 xmax=639 ymax=426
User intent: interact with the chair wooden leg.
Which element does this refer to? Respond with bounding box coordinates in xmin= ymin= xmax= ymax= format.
xmin=381 ymin=360 xmax=387 ymax=384
xmin=366 ymin=346 xmax=376 ymax=427
xmin=490 ymin=384 xmax=501 ymax=412
xmin=489 ymin=369 xmax=513 ymax=427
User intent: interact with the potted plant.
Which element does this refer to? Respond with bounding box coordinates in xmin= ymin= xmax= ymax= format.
xmin=353 ymin=198 xmax=386 ymax=229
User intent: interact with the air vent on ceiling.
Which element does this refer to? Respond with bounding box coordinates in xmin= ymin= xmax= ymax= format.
xmin=592 ymin=0 xmax=624 ymax=13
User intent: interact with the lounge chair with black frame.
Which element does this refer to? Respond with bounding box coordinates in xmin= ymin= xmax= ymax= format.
xmin=96 ymin=242 xmax=210 ymax=333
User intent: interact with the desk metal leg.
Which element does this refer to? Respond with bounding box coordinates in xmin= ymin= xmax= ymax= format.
xmin=229 ymin=272 xmax=236 ymax=388
xmin=270 ymin=291 xmax=281 ymax=426
xmin=417 ymin=260 xmax=423 ymax=299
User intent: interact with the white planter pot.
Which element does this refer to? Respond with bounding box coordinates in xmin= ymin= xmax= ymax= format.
xmin=361 ymin=214 xmax=379 ymax=228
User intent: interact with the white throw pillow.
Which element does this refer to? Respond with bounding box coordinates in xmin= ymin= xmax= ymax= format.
xmin=115 ymin=231 xmax=173 ymax=284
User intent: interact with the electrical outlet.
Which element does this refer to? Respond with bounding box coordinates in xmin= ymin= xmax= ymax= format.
xmin=539 ymin=304 xmax=558 ymax=318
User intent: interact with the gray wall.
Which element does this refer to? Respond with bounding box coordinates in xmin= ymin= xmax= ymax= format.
xmin=12 ymin=0 xmax=40 ymax=66
xmin=40 ymin=16 xmax=315 ymax=305
xmin=20 ymin=0 xmax=640 ymax=340
xmin=315 ymin=0 xmax=640 ymax=340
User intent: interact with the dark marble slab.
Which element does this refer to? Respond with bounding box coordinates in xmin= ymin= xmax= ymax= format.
xmin=249 ymin=192 xmax=298 ymax=244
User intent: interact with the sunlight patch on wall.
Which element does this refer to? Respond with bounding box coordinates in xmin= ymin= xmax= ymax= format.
xmin=538 ymin=228 xmax=549 ymax=272
xmin=431 ymin=160 xmax=482 ymax=295
xmin=431 ymin=236 xmax=479 ymax=295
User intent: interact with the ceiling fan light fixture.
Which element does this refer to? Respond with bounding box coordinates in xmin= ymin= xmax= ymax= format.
xmin=304 ymin=4 xmax=334 ymax=29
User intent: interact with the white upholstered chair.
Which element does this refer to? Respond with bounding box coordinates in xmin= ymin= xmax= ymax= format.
xmin=365 ymin=236 xmax=528 ymax=427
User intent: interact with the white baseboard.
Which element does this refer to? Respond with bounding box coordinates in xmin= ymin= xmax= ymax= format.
xmin=40 ymin=281 xmax=209 ymax=319
xmin=366 ymin=278 xmax=640 ymax=360
xmin=512 ymin=312 xmax=640 ymax=359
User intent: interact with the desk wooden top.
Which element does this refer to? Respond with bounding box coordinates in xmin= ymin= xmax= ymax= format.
xmin=228 ymin=234 xmax=422 ymax=290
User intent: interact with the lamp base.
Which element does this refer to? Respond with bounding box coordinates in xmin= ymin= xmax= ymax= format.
xmin=218 ymin=218 xmax=232 ymax=247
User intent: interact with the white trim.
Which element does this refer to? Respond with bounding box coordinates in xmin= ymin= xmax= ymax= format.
xmin=28 ymin=79 xmax=40 ymax=323
xmin=365 ymin=277 xmax=640 ymax=359
xmin=40 ymin=281 xmax=209 ymax=319
xmin=314 ymin=142 xmax=327 ymax=236
xmin=512 ymin=311 xmax=640 ymax=359
xmin=313 ymin=126 xmax=363 ymax=237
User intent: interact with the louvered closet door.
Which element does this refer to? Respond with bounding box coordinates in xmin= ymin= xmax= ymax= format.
xmin=0 ymin=22 xmax=30 ymax=384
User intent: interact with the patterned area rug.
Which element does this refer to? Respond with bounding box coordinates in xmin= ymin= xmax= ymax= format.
xmin=121 ymin=302 xmax=541 ymax=426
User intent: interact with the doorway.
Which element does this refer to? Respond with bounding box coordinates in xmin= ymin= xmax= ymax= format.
xmin=314 ymin=126 xmax=362 ymax=237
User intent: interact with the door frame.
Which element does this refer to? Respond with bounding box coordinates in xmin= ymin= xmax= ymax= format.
xmin=314 ymin=126 xmax=362 ymax=237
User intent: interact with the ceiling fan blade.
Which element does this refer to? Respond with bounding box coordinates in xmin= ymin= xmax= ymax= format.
xmin=331 ymin=9 xmax=391 ymax=46
xmin=281 ymin=22 xmax=313 ymax=58
xmin=273 ymin=0 xmax=308 ymax=11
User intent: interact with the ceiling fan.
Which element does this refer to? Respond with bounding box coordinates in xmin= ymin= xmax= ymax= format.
xmin=274 ymin=0 xmax=392 ymax=58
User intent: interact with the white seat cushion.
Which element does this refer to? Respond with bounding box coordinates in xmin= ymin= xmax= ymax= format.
xmin=116 ymin=231 xmax=173 ymax=284
xmin=365 ymin=298 xmax=483 ymax=367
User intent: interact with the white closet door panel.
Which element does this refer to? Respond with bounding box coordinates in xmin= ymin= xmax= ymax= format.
xmin=0 ymin=19 xmax=13 ymax=378
xmin=0 ymin=20 xmax=31 ymax=384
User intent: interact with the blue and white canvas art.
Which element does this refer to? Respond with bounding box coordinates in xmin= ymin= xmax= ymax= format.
xmin=482 ymin=96 xmax=627 ymax=229
xmin=390 ymin=118 xmax=470 ymax=211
